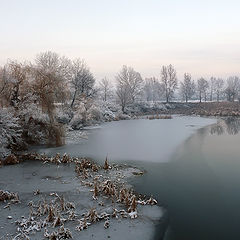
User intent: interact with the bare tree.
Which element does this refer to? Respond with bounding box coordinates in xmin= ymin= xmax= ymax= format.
xmin=209 ymin=77 xmax=217 ymax=101
xmin=224 ymin=76 xmax=240 ymax=102
xmin=70 ymin=59 xmax=95 ymax=108
xmin=143 ymin=77 xmax=164 ymax=102
xmin=4 ymin=61 xmax=30 ymax=108
xmin=215 ymin=78 xmax=224 ymax=102
xmin=116 ymin=81 xmax=130 ymax=113
xmin=99 ymin=77 xmax=113 ymax=101
xmin=115 ymin=66 xmax=143 ymax=112
xmin=124 ymin=66 xmax=143 ymax=103
xmin=144 ymin=78 xmax=154 ymax=102
xmin=180 ymin=73 xmax=195 ymax=102
xmin=197 ymin=78 xmax=209 ymax=102
xmin=161 ymin=64 xmax=178 ymax=103
xmin=36 ymin=51 xmax=72 ymax=81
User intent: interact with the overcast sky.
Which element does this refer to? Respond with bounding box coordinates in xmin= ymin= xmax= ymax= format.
xmin=0 ymin=0 xmax=240 ymax=81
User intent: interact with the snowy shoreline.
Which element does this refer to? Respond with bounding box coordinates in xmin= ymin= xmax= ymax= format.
xmin=0 ymin=154 xmax=163 ymax=240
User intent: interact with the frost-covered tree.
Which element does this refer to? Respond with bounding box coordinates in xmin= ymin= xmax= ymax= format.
xmin=99 ymin=77 xmax=113 ymax=102
xmin=143 ymin=78 xmax=154 ymax=102
xmin=116 ymin=79 xmax=131 ymax=113
xmin=2 ymin=61 xmax=30 ymax=108
xmin=161 ymin=64 xmax=178 ymax=103
xmin=0 ymin=67 xmax=10 ymax=107
xmin=224 ymin=76 xmax=240 ymax=102
xmin=70 ymin=59 xmax=96 ymax=108
xmin=215 ymin=78 xmax=224 ymax=102
xmin=197 ymin=78 xmax=209 ymax=102
xmin=0 ymin=109 xmax=22 ymax=158
xmin=30 ymin=52 xmax=68 ymax=146
xmin=115 ymin=65 xmax=143 ymax=112
xmin=143 ymin=77 xmax=164 ymax=102
xmin=35 ymin=51 xmax=72 ymax=82
xmin=209 ymin=77 xmax=217 ymax=101
xmin=33 ymin=51 xmax=70 ymax=120
xmin=180 ymin=73 xmax=195 ymax=102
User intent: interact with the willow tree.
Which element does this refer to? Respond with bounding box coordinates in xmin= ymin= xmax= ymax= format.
xmin=32 ymin=51 xmax=71 ymax=146
xmin=33 ymin=51 xmax=70 ymax=120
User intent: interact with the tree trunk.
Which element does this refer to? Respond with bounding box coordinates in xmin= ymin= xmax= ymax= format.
xmin=71 ymin=90 xmax=77 ymax=108
xmin=166 ymin=90 xmax=169 ymax=103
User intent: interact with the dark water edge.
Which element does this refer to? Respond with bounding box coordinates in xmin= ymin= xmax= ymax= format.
xmin=130 ymin=118 xmax=240 ymax=240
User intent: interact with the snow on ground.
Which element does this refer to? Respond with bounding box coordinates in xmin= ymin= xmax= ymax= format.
xmin=0 ymin=160 xmax=164 ymax=240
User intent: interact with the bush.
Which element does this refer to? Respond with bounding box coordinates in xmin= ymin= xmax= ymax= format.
xmin=0 ymin=109 xmax=23 ymax=158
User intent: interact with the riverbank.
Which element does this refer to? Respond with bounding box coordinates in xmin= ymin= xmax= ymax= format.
xmin=135 ymin=101 xmax=240 ymax=117
xmin=1 ymin=101 xmax=238 ymax=160
xmin=0 ymin=154 xmax=163 ymax=240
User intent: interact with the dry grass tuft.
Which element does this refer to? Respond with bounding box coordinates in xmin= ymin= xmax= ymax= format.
xmin=3 ymin=155 xmax=19 ymax=165
xmin=148 ymin=115 xmax=172 ymax=120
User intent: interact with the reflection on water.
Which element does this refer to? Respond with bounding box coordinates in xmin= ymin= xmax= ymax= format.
xmin=211 ymin=117 xmax=240 ymax=135
xmin=131 ymin=117 xmax=240 ymax=240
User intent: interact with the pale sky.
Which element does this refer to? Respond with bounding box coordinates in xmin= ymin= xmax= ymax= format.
xmin=0 ymin=0 xmax=240 ymax=81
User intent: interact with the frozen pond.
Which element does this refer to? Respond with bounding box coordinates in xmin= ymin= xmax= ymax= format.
xmin=38 ymin=116 xmax=216 ymax=163
xmin=33 ymin=116 xmax=223 ymax=240
xmin=36 ymin=115 xmax=240 ymax=240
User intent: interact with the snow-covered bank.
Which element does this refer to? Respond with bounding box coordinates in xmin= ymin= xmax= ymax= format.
xmin=0 ymin=156 xmax=163 ymax=240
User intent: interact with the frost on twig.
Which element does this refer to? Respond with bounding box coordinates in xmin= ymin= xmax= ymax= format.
xmin=146 ymin=197 xmax=158 ymax=205
xmin=93 ymin=182 xmax=99 ymax=200
xmin=104 ymin=218 xmax=110 ymax=229
xmin=75 ymin=217 xmax=90 ymax=231
xmin=44 ymin=225 xmax=72 ymax=239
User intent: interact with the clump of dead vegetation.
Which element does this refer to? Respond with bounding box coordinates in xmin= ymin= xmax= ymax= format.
xmin=0 ymin=190 xmax=19 ymax=202
xmin=148 ymin=114 xmax=172 ymax=120
xmin=14 ymin=192 xmax=75 ymax=239
xmin=103 ymin=157 xmax=110 ymax=170
xmin=0 ymin=152 xmax=75 ymax=167
xmin=75 ymin=157 xmax=158 ymax=225
xmin=0 ymin=154 xmax=20 ymax=166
